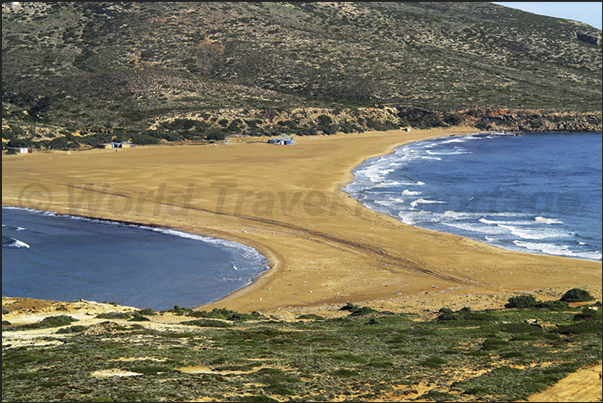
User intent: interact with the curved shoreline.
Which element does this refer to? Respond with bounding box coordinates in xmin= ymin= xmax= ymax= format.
xmin=3 ymin=127 xmax=601 ymax=313
xmin=341 ymin=131 xmax=602 ymax=263
xmin=194 ymin=127 xmax=488 ymax=310
xmin=2 ymin=206 xmax=271 ymax=309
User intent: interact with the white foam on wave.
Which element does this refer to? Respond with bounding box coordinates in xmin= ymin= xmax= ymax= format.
xmin=358 ymin=165 xmax=396 ymax=183
xmin=489 ymin=212 xmax=530 ymax=217
xmin=149 ymin=227 xmax=269 ymax=268
xmin=2 ymin=206 xmax=56 ymax=216
xmin=440 ymin=138 xmax=467 ymax=144
xmin=484 ymin=131 xmax=517 ymax=139
xmin=220 ymin=276 xmax=244 ymax=282
xmin=4 ymin=238 xmax=30 ymax=248
xmin=499 ymin=224 xmax=573 ymax=240
xmin=442 ymin=221 xmax=509 ymax=235
xmin=397 ymin=211 xmax=416 ymax=225
xmin=374 ymin=200 xmax=395 ymax=207
xmin=442 ymin=211 xmax=483 ymax=221
xmin=371 ymin=180 xmax=417 ymax=188
xmin=426 ymin=149 xmax=467 ymax=156
xmin=478 ymin=218 xmax=535 ymax=226
xmin=410 ymin=198 xmax=447 ymax=208
xmin=388 ymin=197 xmax=408 ymax=203
xmin=535 ymin=216 xmax=563 ymax=225
xmin=513 ymin=240 xmax=602 ymax=260
xmin=440 ymin=135 xmax=482 ymax=145
xmin=402 ymin=189 xmax=421 ymax=196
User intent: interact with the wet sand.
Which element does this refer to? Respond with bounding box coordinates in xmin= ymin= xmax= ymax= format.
xmin=2 ymin=127 xmax=601 ymax=314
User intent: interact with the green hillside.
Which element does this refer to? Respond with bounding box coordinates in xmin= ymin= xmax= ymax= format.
xmin=2 ymin=2 xmax=601 ymax=147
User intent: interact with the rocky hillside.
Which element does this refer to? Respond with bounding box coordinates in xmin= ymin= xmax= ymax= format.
xmin=2 ymin=2 xmax=602 ymax=147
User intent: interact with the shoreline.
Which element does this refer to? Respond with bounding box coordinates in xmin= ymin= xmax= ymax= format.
xmin=1 ymin=205 xmax=272 ymax=310
xmin=341 ymin=131 xmax=603 ymax=263
xmin=3 ymin=127 xmax=601 ymax=314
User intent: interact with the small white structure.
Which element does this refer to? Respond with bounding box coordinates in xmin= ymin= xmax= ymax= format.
xmin=267 ymin=135 xmax=294 ymax=145
xmin=7 ymin=147 xmax=32 ymax=154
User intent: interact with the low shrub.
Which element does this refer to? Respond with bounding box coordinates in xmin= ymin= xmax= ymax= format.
xmin=482 ymin=338 xmax=509 ymax=350
xmin=505 ymin=295 xmax=569 ymax=310
xmin=419 ymin=389 xmax=456 ymax=401
xmin=297 ymin=314 xmax=325 ymax=320
xmin=367 ymin=361 xmax=394 ymax=368
xmin=96 ymin=312 xmax=132 ymax=319
xmin=128 ymin=312 xmax=150 ymax=322
xmin=166 ymin=305 xmax=193 ymax=315
xmin=553 ymin=320 xmax=602 ymax=335
xmin=436 ymin=307 xmax=498 ymax=322
xmin=421 ymin=356 xmax=448 ymax=368
xmin=572 ymin=307 xmax=602 ymax=321
xmin=136 ymin=308 xmax=156 ymax=316
xmin=560 ymin=288 xmax=595 ymax=303
xmin=505 ymin=295 xmax=538 ymax=308
xmin=181 ymin=319 xmax=233 ymax=328
xmin=339 ymin=302 xmax=378 ymax=316
xmin=5 ymin=315 xmax=80 ymax=331
xmin=188 ymin=308 xmax=264 ymax=321
xmin=238 ymin=396 xmax=278 ymax=402
xmin=265 ymin=384 xmax=295 ymax=395
xmin=56 ymin=325 xmax=86 ymax=334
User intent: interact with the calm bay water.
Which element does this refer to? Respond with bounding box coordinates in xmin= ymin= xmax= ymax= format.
xmin=2 ymin=207 xmax=269 ymax=310
xmin=344 ymin=132 xmax=602 ymax=261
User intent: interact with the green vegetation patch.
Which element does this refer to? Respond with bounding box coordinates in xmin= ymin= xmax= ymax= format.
xmin=339 ymin=302 xmax=379 ymax=316
xmin=297 ymin=314 xmax=325 ymax=320
xmin=560 ymin=288 xmax=596 ymax=303
xmin=180 ymin=319 xmax=233 ymax=328
xmin=96 ymin=311 xmax=131 ymax=320
xmin=188 ymin=308 xmax=265 ymax=321
xmin=2 ymin=289 xmax=601 ymax=402
xmin=3 ymin=315 xmax=79 ymax=331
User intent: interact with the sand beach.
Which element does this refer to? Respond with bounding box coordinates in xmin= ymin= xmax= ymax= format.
xmin=2 ymin=127 xmax=601 ymax=315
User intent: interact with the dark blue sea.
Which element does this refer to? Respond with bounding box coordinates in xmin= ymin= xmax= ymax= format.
xmin=344 ymin=132 xmax=602 ymax=261
xmin=2 ymin=207 xmax=269 ymax=310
